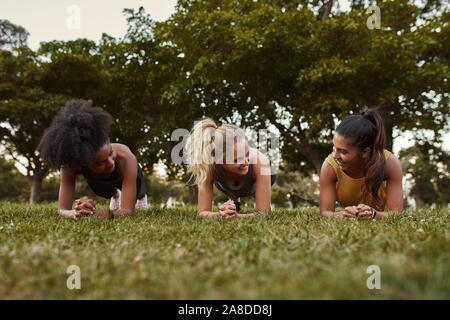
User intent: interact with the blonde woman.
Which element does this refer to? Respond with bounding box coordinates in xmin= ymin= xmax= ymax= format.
xmin=185 ymin=118 xmax=276 ymax=218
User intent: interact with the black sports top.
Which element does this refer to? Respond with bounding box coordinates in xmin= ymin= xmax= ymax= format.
xmin=214 ymin=163 xmax=276 ymax=200
xmin=81 ymin=161 xmax=146 ymax=199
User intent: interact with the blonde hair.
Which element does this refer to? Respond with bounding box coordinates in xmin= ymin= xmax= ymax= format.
xmin=185 ymin=118 xmax=246 ymax=186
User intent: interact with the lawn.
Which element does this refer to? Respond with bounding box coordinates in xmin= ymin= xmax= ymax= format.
xmin=0 ymin=202 xmax=448 ymax=299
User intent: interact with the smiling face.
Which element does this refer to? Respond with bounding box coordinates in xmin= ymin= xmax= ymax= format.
xmin=87 ymin=143 xmax=116 ymax=175
xmin=332 ymin=133 xmax=370 ymax=171
xmin=222 ymin=139 xmax=250 ymax=176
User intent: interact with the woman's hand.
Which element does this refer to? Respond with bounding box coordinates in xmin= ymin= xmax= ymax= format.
xmin=342 ymin=206 xmax=359 ymax=218
xmin=355 ymin=204 xmax=373 ymax=219
xmin=95 ymin=210 xmax=111 ymax=219
xmin=74 ymin=198 xmax=96 ymax=218
xmin=219 ymin=200 xmax=237 ymax=218
xmin=334 ymin=205 xmax=374 ymax=219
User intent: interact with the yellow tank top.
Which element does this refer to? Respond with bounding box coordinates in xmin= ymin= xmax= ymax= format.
xmin=325 ymin=150 xmax=391 ymax=211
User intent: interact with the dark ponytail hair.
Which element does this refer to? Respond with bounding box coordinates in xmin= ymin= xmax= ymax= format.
xmin=335 ymin=108 xmax=387 ymax=207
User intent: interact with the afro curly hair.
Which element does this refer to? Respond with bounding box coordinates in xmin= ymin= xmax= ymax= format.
xmin=38 ymin=99 xmax=113 ymax=169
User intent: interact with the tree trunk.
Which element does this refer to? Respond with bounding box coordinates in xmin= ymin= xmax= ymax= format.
xmin=383 ymin=116 xmax=394 ymax=151
xmin=318 ymin=1 xmax=333 ymax=21
xmin=183 ymin=168 xmax=198 ymax=205
xmin=295 ymin=138 xmax=323 ymax=175
xmin=307 ymin=149 xmax=323 ymax=176
xmin=413 ymin=194 xmax=423 ymax=209
xmin=271 ymin=121 xmax=323 ymax=175
xmin=379 ymin=107 xmax=394 ymax=151
xmin=188 ymin=184 xmax=198 ymax=205
xmin=29 ymin=174 xmax=43 ymax=204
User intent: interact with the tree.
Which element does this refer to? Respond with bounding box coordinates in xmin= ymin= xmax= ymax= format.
xmin=0 ymin=86 xmax=68 ymax=203
xmin=0 ymin=19 xmax=29 ymax=49
xmin=400 ymin=141 xmax=450 ymax=207
xmin=0 ymin=156 xmax=28 ymax=201
xmin=158 ymin=0 xmax=449 ymax=175
xmin=271 ymin=164 xmax=320 ymax=208
xmin=96 ymin=8 xmax=208 ymax=203
xmin=0 ymin=28 xmax=106 ymax=203
xmin=2 ymin=4 xmax=448 ymax=205
xmin=37 ymin=39 xmax=103 ymax=98
xmin=0 ymin=40 xmax=63 ymax=203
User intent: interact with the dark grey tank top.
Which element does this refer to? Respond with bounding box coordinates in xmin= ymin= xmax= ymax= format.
xmin=214 ymin=163 xmax=276 ymax=200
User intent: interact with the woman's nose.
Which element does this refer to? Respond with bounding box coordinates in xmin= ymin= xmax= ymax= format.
xmin=107 ymin=157 xmax=114 ymax=167
xmin=332 ymin=150 xmax=338 ymax=160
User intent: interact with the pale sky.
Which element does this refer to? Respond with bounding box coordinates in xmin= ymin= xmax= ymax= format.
xmin=1 ymin=0 xmax=449 ymax=157
xmin=1 ymin=0 xmax=178 ymax=50
xmin=0 ymin=0 xmax=351 ymax=51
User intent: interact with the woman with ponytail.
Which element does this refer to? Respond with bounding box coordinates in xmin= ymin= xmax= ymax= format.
xmin=185 ymin=118 xmax=276 ymax=218
xmin=319 ymin=109 xmax=403 ymax=219
xmin=38 ymin=99 xmax=149 ymax=219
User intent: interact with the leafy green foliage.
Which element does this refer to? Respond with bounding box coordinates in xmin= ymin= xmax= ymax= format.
xmin=159 ymin=0 xmax=449 ymax=173
xmin=0 ymin=2 xmax=448 ymax=204
xmin=0 ymin=19 xmax=29 ymax=49
xmin=0 ymin=157 xmax=28 ymax=201
xmin=400 ymin=141 xmax=450 ymax=206
xmin=271 ymin=166 xmax=320 ymax=208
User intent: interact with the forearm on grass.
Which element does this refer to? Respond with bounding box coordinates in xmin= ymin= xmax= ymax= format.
xmin=321 ymin=210 xmax=345 ymax=218
xmin=58 ymin=208 xmax=76 ymax=219
xmin=372 ymin=210 xmax=402 ymax=219
xmin=199 ymin=211 xmax=225 ymax=218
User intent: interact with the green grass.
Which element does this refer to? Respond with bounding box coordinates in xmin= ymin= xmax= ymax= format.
xmin=0 ymin=202 xmax=448 ymax=299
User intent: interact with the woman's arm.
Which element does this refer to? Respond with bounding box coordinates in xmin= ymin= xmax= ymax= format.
xmin=319 ymin=160 xmax=351 ymax=218
xmin=58 ymin=167 xmax=77 ymax=218
xmin=59 ymin=167 xmax=97 ymax=218
xmin=253 ymin=152 xmax=272 ymax=214
xmin=197 ymin=176 xmax=237 ymax=218
xmin=99 ymin=146 xmax=138 ymax=218
xmin=197 ymin=175 xmax=214 ymax=217
xmin=114 ymin=156 xmax=137 ymax=217
xmin=319 ymin=160 xmax=338 ymax=217
xmin=383 ymin=154 xmax=404 ymax=214
xmin=198 ymin=178 xmax=222 ymax=218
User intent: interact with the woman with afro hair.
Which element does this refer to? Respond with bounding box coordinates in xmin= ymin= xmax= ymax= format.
xmin=38 ymin=99 xmax=148 ymax=219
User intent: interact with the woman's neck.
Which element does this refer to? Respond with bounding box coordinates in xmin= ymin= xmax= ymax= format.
xmin=343 ymin=161 xmax=366 ymax=179
xmin=223 ymin=167 xmax=246 ymax=185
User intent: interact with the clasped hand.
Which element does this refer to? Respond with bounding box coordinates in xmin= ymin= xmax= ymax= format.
xmin=219 ymin=200 xmax=237 ymax=218
xmin=341 ymin=204 xmax=373 ymax=219
xmin=74 ymin=198 xmax=96 ymax=218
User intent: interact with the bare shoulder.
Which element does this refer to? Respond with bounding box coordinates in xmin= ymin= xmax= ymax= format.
xmin=113 ymin=144 xmax=138 ymax=178
xmin=320 ymin=159 xmax=337 ymax=183
xmin=112 ymin=143 xmax=133 ymax=155
xmin=61 ymin=165 xmax=81 ymax=177
xmin=113 ymin=143 xmax=137 ymax=163
xmin=385 ymin=153 xmax=402 ymax=180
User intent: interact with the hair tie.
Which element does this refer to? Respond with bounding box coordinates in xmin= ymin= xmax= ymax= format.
xmin=361 ymin=106 xmax=369 ymax=116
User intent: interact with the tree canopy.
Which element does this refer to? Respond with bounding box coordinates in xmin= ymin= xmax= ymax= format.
xmin=0 ymin=1 xmax=448 ymax=205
